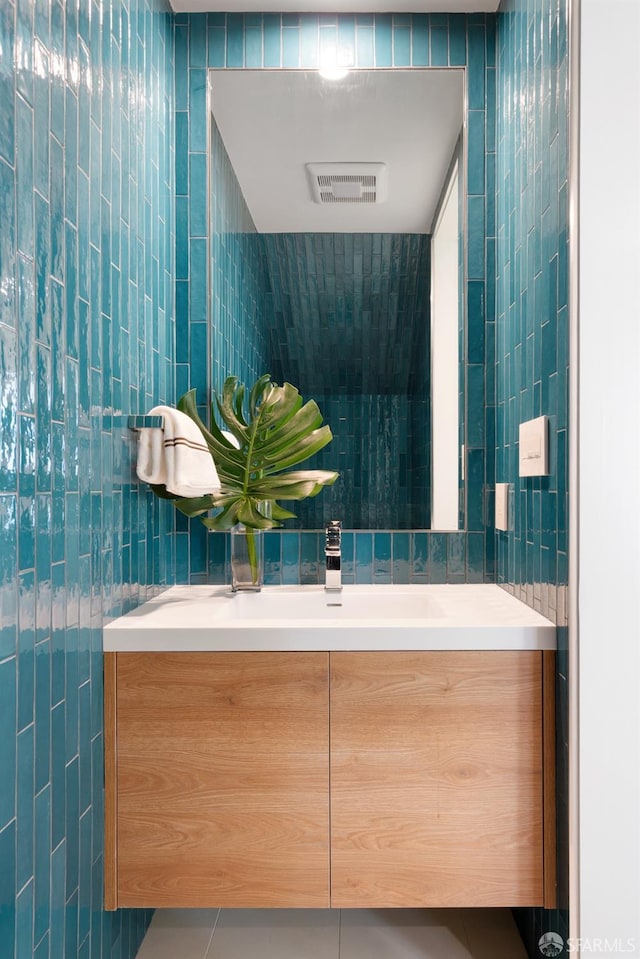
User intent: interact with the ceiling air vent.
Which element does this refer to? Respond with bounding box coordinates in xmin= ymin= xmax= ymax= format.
xmin=306 ymin=163 xmax=388 ymax=205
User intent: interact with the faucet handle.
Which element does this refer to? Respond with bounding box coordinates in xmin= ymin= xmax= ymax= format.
xmin=326 ymin=519 xmax=342 ymax=550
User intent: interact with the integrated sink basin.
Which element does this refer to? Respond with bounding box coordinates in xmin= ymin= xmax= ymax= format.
xmin=103 ymin=584 xmax=557 ymax=651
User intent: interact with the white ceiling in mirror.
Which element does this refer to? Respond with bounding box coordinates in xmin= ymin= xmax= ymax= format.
xmin=209 ymin=69 xmax=464 ymax=233
xmin=175 ymin=1 xmax=498 ymax=12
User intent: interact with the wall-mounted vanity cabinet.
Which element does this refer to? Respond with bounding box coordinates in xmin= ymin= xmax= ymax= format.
xmin=104 ymin=648 xmax=556 ymax=911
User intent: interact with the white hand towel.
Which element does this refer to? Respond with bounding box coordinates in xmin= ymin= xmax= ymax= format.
xmin=136 ymin=427 xmax=167 ymax=486
xmin=138 ymin=406 xmax=221 ymax=497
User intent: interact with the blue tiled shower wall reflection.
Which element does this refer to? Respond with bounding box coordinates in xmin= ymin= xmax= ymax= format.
xmin=496 ymin=0 xmax=570 ymax=952
xmin=174 ymin=12 xmax=497 ymax=584
xmin=264 ymin=232 xmax=431 ymax=530
xmin=0 ymin=0 xmax=175 ymax=955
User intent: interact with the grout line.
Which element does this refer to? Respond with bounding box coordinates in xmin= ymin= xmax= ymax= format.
xmin=203 ymin=908 xmax=222 ymax=959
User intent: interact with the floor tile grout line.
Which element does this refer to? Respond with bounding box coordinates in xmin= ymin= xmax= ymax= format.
xmin=204 ymin=908 xmax=222 ymax=959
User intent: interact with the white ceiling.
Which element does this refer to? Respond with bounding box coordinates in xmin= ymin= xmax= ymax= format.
xmin=209 ymin=69 xmax=465 ymax=233
xmin=174 ymin=2 xmax=498 ymax=12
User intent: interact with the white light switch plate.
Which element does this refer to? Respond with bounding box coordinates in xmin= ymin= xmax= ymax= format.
xmin=519 ymin=416 xmax=549 ymax=477
xmin=495 ymin=483 xmax=509 ymax=531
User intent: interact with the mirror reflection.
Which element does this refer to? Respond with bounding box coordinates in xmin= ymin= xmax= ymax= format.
xmin=207 ymin=68 xmax=465 ymax=530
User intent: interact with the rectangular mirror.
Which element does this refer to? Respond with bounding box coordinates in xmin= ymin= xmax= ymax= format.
xmin=206 ymin=67 xmax=467 ymax=530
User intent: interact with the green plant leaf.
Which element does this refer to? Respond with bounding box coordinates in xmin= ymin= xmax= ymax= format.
xmin=148 ymin=376 xmax=340 ymax=534
xmin=174 ymin=495 xmax=218 ymax=517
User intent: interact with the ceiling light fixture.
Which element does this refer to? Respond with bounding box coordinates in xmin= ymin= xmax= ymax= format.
xmin=318 ymin=63 xmax=350 ymax=81
xmin=318 ymin=48 xmax=350 ymax=81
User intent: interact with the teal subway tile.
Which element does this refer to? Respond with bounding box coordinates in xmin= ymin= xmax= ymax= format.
xmin=49 ymin=836 xmax=64 ymax=959
xmin=467 ymin=196 xmax=486 ymax=279
xmin=65 ymin=757 xmax=80 ymax=898
xmin=464 ymin=23 xmax=485 ymax=91
xmin=209 ymin=26 xmax=226 ymax=67
xmin=355 ymin=532 xmax=373 ymax=583
xmin=17 ymin=571 xmax=35 ymax=730
xmin=373 ymin=532 xmax=391 ymax=582
xmin=411 ymin=532 xmax=428 ymax=582
xmin=176 ymin=113 xmax=189 ymax=195
xmin=466 ymin=533 xmax=485 ymax=582
xmin=189 ymin=153 xmax=208 ymax=237
xmin=0 ymin=164 xmax=16 ymax=329
xmin=0 ymin=821 xmax=16 ymax=958
xmin=33 ymin=785 xmax=50 ymax=944
xmin=338 ymin=17 xmax=355 ymax=66
xmin=411 ymin=14 xmax=428 ymax=66
xmin=188 ymin=70 xmax=207 ymax=151
xmin=467 ymin=449 xmax=485 ymax=531
xmin=282 ymin=14 xmax=299 ymax=27
xmin=175 ymin=25 xmax=189 ymax=107
xmin=16 ymin=723 xmax=34 ymax=891
xmin=16 ymin=877 xmax=33 ymax=959
xmin=374 ymin=15 xmax=392 ymax=67
xmin=393 ymin=24 xmax=411 ymax=67
xmin=429 ymin=23 xmax=448 ymax=67
xmin=176 ymin=197 xmax=189 ymax=279
xmin=16 ymin=95 xmax=34 ymax=259
xmin=282 ymin=531 xmax=300 ymax=585
xmin=190 ymin=238 xmax=207 ymax=321
xmin=486 ymin=67 xmax=496 ymax=152
xmin=467 ymin=281 xmax=485 ymax=364
xmin=50 ymin=2 xmax=65 ymax=140
xmin=0 ymin=5 xmax=15 ymax=164
xmin=356 ymin=25 xmax=374 ymax=68
xmin=78 ymin=811 xmax=91 ymax=944
xmin=428 ymin=533 xmax=447 ymax=583
xmin=18 ymin=497 xmax=35 ymax=572
xmin=391 ymin=532 xmax=410 ymax=583
xmin=245 ymin=26 xmax=262 ymax=67
xmin=263 ymin=15 xmax=281 ymax=67
xmin=282 ymin=25 xmax=300 ymax=68
xmin=264 ymin=530 xmax=282 ymax=585
xmin=301 ymin=15 xmax=319 ymax=67
xmin=190 ymin=519 xmax=207 ymax=576
xmin=340 ymin=530 xmax=354 ymax=584
xmin=226 ymin=14 xmax=245 ymax=67
xmin=467 ymin=110 xmax=485 ymax=195
xmin=467 ymin=364 xmax=485 ymax=448
xmin=0 ymin=657 xmax=16 ymax=829
xmin=300 ymin=531 xmax=320 ymax=584
xmin=189 ymin=13 xmax=207 ymax=67
xmin=447 ymin=532 xmax=466 ymax=582
xmin=449 ymin=15 xmax=467 ymax=65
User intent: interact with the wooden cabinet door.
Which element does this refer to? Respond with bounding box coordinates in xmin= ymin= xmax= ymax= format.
xmin=111 ymin=652 xmax=329 ymax=908
xmin=330 ymin=651 xmax=543 ymax=908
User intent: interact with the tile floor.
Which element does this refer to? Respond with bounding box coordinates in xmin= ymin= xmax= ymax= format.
xmin=135 ymin=907 xmax=529 ymax=959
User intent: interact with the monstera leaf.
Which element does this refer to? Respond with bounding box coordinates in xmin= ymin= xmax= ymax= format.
xmin=168 ymin=375 xmax=338 ymax=533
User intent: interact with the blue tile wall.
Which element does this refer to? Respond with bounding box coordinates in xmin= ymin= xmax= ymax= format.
xmin=177 ymin=112 xmax=272 ymax=582
xmin=174 ymin=13 xmax=496 ymax=584
xmin=0 ymin=0 xmax=175 ymax=955
xmin=495 ymin=0 xmax=570 ymax=952
xmin=263 ymin=233 xmax=430 ymax=529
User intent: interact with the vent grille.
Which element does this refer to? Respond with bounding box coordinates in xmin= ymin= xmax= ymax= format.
xmin=306 ymin=164 xmax=387 ymax=205
xmin=318 ymin=174 xmax=376 ymax=204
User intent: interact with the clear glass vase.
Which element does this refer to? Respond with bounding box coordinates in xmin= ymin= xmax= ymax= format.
xmin=230 ymin=525 xmax=264 ymax=592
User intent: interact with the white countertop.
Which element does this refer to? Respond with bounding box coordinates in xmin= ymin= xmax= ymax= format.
xmin=103 ymin=584 xmax=557 ymax=652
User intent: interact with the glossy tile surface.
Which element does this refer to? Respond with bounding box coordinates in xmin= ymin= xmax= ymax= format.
xmin=495 ymin=0 xmax=570 ymax=952
xmin=174 ymin=13 xmax=496 ymax=583
xmin=135 ymin=908 xmax=529 ymax=959
xmin=1 ymin=0 xmax=176 ymax=955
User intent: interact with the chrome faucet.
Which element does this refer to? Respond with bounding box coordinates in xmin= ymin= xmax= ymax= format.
xmin=325 ymin=520 xmax=342 ymax=592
